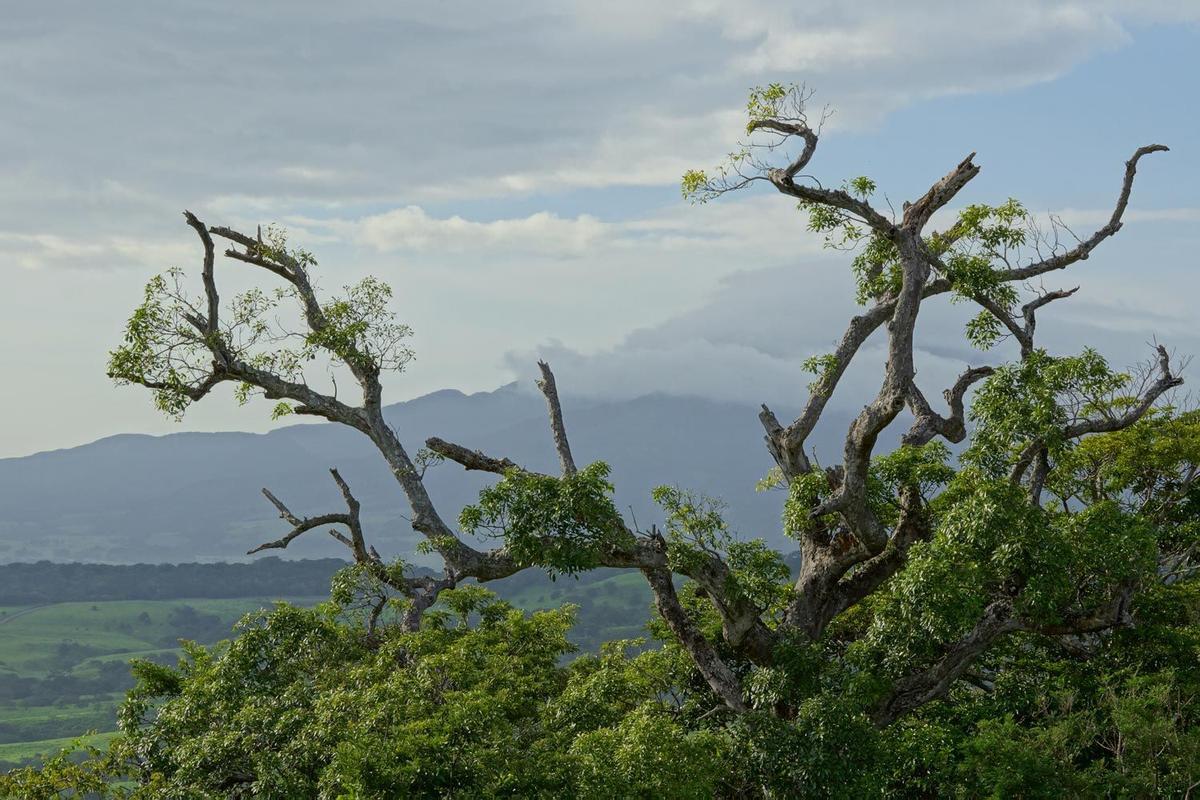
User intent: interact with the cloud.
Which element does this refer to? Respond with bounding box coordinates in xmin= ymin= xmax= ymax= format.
xmin=338 ymin=192 xmax=834 ymax=262
xmin=0 ymin=0 xmax=1184 ymax=233
xmin=495 ymin=203 xmax=1200 ymax=413
xmin=497 ymin=257 xmax=918 ymax=412
xmin=2 ymin=5 xmax=1184 ymax=269
xmin=0 ymin=231 xmax=192 ymax=273
xmin=502 ymin=260 xmax=1200 ymax=420
xmin=354 ymin=207 xmax=609 ymax=256
xmin=1 ymin=2 xmax=1195 ymax=458
xmin=729 ymin=4 xmax=1129 ymax=82
xmin=275 ymin=165 xmax=355 ymax=185
xmin=424 ymin=107 xmax=750 ymax=200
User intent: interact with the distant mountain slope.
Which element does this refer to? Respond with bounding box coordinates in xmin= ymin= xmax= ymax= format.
xmin=0 ymin=385 xmax=861 ymax=564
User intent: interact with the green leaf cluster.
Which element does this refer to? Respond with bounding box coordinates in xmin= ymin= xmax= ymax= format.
xmin=460 ymin=462 xmax=632 ymax=576
xmin=967 ymin=348 xmax=1130 ymax=475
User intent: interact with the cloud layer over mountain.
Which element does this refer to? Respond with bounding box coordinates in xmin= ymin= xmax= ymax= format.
xmin=2 ymin=3 xmax=1196 ymax=456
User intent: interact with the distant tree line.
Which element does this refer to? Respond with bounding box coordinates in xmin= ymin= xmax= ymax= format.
xmin=0 ymin=558 xmax=356 ymax=604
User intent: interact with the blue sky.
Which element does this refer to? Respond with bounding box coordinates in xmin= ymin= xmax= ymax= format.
xmin=0 ymin=3 xmax=1196 ymax=457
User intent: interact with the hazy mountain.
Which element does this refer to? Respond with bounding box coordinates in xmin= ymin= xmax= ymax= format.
xmin=0 ymin=385 xmax=867 ymax=564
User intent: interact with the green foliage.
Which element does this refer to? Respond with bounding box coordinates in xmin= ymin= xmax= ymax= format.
xmin=460 ymin=462 xmax=632 ymax=576
xmin=847 ymin=176 xmax=876 ymax=199
xmin=728 ymin=703 xmax=881 ymax=799
xmin=306 ymin=276 xmax=414 ymax=375
xmin=0 ymin=738 xmax=126 ymax=799
xmin=654 ymin=486 xmax=789 ymax=611
xmin=1056 ymin=502 xmax=1157 ymax=613
xmin=548 ymin=641 xmax=681 ymax=734
xmin=964 ymin=308 xmax=1004 ymax=350
xmin=945 ymin=199 xmax=1029 ymax=254
xmin=859 ymin=476 xmax=1038 ymax=673
xmin=967 ymin=348 xmax=1131 ymax=475
xmin=856 ymin=471 xmax=1157 ymax=672
xmin=106 ymin=270 xmax=207 ymax=419
xmin=63 ymin=113 xmax=1200 ymax=795
xmin=413 ymin=445 xmax=446 ymax=477
xmin=257 ymin=223 xmax=318 ymax=272
xmin=2 ymin=595 xmax=737 ymax=798
xmin=755 ymin=465 xmax=786 ymax=492
xmin=926 ymin=199 xmax=1032 ymax=346
xmin=6 ymin=565 xmax=1199 ymax=798
xmin=782 ymin=470 xmax=834 ymax=539
xmin=872 ymin=441 xmax=955 ymax=498
xmin=790 ymin=194 xmax=1034 ymax=313
xmin=108 ymin=230 xmax=414 ymax=419
xmin=680 ymin=146 xmax=754 ymax=205
xmin=850 ymin=234 xmax=902 ymax=304
xmin=800 ymin=352 xmax=839 ymax=392
xmin=744 ymin=635 xmax=827 ymax=710
xmin=1054 ymin=408 xmax=1200 ymax=547
xmin=570 ymin=705 xmax=730 ymax=799
xmin=652 ymin=485 xmax=733 ymax=576
xmin=680 ymin=168 xmax=710 ymax=201
xmin=763 ymin=406 xmax=1199 ymax=794
xmin=726 ymin=539 xmax=792 ymax=612
xmin=745 ymin=82 xmax=790 ymax=129
xmin=142 ymin=599 xmax=572 ymax=797
xmin=947 ymin=673 xmax=1200 ymax=799
xmin=681 ymin=83 xmax=808 ymax=204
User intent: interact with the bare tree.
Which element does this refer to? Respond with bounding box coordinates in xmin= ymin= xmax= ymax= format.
xmin=109 ymin=84 xmax=1181 ymax=725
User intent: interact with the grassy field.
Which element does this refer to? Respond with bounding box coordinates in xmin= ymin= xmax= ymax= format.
xmin=0 ymin=598 xmax=323 ymax=671
xmin=500 ymin=569 xmax=654 ymax=651
xmin=0 ymin=597 xmax=326 ymax=679
xmin=0 ymin=731 xmax=118 ymax=764
xmin=0 ymin=596 xmax=326 ymax=772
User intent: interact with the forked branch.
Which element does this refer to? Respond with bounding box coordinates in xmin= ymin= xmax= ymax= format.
xmin=251 ymin=468 xmax=455 ymax=632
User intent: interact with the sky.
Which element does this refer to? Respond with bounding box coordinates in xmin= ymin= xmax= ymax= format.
xmin=1 ymin=1 xmax=1197 ymax=458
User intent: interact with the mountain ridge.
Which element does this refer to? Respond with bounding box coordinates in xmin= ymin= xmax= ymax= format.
xmin=0 ymin=384 xmax=865 ymax=564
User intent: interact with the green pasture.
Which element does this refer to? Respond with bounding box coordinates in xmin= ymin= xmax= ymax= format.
xmin=0 ymin=596 xmax=325 ymax=770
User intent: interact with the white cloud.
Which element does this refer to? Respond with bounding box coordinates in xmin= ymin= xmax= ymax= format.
xmin=731 ymin=4 xmax=1128 ymax=77
xmin=355 ymin=207 xmax=608 ymax=256
xmin=341 ymin=192 xmax=832 ymax=262
xmin=0 ymin=231 xmax=192 ymax=272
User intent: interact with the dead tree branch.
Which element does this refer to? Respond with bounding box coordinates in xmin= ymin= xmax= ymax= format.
xmin=424 ymin=437 xmax=521 ymax=474
xmin=536 ymin=360 xmax=577 ymax=477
